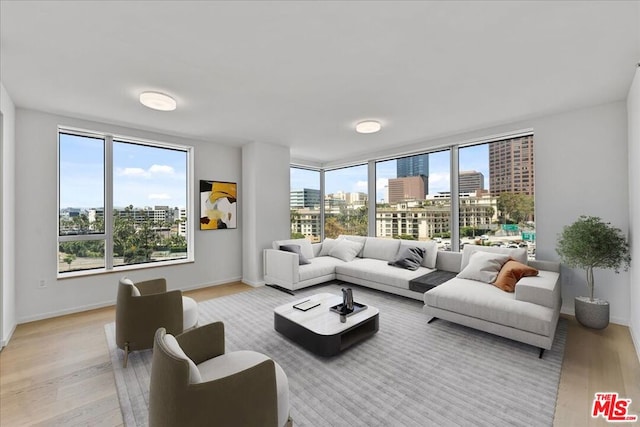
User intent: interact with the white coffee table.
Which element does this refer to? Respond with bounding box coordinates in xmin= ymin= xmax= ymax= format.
xmin=273 ymin=293 xmax=379 ymax=356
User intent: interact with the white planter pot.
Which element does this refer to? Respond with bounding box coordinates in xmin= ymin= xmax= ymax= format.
xmin=574 ymin=296 xmax=609 ymax=329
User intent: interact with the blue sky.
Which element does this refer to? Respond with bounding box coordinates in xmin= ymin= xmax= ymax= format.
xmin=292 ymin=144 xmax=490 ymax=202
xmin=59 ymin=133 xmax=187 ymax=209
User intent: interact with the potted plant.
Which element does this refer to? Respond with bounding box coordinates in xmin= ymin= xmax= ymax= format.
xmin=556 ymin=216 xmax=631 ymax=329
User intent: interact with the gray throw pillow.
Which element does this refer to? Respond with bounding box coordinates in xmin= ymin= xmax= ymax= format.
xmin=279 ymin=244 xmax=310 ymax=265
xmin=388 ymin=246 xmax=426 ymax=271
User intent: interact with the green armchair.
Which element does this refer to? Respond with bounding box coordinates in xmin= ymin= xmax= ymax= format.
xmin=149 ymin=322 xmax=292 ymax=427
xmin=115 ymin=277 xmax=198 ymax=367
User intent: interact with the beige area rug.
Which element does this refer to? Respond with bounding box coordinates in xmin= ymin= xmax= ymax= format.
xmin=105 ymin=283 xmax=567 ymax=426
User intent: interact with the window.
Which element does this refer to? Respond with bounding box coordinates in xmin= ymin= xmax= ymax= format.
xmin=58 ymin=129 xmax=192 ymax=275
xmin=458 ymin=135 xmax=535 ymax=258
xmin=291 ymin=132 xmax=534 ymax=258
xmin=375 ymin=150 xmax=450 ymax=248
xmin=290 ymin=167 xmax=321 ymax=242
xmin=324 ymin=165 xmax=368 ymax=237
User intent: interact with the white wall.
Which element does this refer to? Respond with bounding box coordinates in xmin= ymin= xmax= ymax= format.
xmin=327 ymin=100 xmax=631 ymax=324
xmin=242 ymin=141 xmax=290 ymax=285
xmin=628 ymin=66 xmax=640 ymax=358
xmin=1 ymin=82 xmax=17 ymax=346
xmin=14 ymin=109 xmax=243 ymax=323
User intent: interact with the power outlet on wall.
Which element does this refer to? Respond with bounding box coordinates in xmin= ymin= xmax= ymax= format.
xmin=38 ymin=279 xmax=47 ymax=289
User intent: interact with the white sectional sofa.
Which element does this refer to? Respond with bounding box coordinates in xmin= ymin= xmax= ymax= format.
xmin=263 ymin=236 xmax=561 ymax=355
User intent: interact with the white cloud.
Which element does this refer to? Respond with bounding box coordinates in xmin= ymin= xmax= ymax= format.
xmin=119 ymin=167 xmax=148 ymax=177
xmin=148 ymin=193 xmax=171 ymax=200
xmin=149 ymin=164 xmax=175 ymax=175
xmin=117 ymin=164 xmax=175 ymax=178
xmin=354 ymin=180 xmax=368 ymax=191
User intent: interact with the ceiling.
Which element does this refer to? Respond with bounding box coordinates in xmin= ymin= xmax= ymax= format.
xmin=1 ymin=1 xmax=639 ymax=166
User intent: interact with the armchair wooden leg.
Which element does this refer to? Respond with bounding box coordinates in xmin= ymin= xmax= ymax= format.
xmin=123 ymin=342 xmax=129 ymax=368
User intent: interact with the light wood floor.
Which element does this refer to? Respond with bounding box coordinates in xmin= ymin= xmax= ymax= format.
xmin=1 ymin=281 xmax=638 ymax=426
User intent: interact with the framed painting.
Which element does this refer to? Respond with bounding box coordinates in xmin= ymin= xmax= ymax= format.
xmin=200 ymin=180 xmax=237 ymax=230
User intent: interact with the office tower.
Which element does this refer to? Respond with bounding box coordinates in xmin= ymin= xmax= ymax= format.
xmin=489 ymin=135 xmax=535 ymax=196
xmin=397 ymin=154 xmax=429 ymax=196
xmin=459 ymin=170 xmax=484 ymax=193
xmin=388 ymin=176 xmax=425 ymax=203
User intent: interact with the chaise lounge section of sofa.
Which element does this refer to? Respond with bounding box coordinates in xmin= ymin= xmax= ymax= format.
xmin=423 ymin=245 xmax=561 ymax=356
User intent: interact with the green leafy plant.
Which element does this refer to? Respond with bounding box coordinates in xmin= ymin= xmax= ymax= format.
xmin=556 ymin=216 xmax=631 ymax=301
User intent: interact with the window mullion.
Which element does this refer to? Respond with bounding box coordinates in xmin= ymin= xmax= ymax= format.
xmin=105 ymin=135 xmax=114 ymax=270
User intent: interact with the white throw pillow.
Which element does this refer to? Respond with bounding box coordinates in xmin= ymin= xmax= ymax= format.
xmin=163 ymin=333 xmax=202 ymax=384
xmin=329 ymin=239 xmax=364 ymax=262
xmin=460 ymin=245 xmax=527 ymax=270
xmin=318 ymin=237 xmax=340 ymax=257
xmin=457 ymin=251 xmax=510 ymax=283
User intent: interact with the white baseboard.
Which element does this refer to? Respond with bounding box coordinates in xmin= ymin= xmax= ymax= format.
xmin=242 ymin=278 xmax=265 ymax=287
xmin=0 ymin=322 xmax=17 ymax=349
xmin=16 ymin=276 xmax=244 ymax=324
xmin=631 ymin=323 xmax=640 ymax=365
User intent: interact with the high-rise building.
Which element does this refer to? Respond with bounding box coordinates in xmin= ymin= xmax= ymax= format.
xmin=290 ymin=188 xmax=321 ymax=209
xmin=397 ymin=154 xmax=429 ymax=196
xmin=388 ymin=176 xmax=425 ymax=203
xmin=489 ymin=135 xmax=535 ymax=196
xmin=459 ymin=170 xmax=484 ymax=193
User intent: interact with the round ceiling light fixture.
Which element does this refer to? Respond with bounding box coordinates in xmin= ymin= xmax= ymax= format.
xmin=139 ymin=91 xmax=177 ymax=111
xmin=355 ymin=120 xmax=381 ymax=134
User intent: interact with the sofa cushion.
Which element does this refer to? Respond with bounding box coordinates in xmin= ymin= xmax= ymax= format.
xmin=457 ymin=251 xmax=510 ymax=283
xmin=388 ymin=246 xmax=426 ymax=271
xmin=460 ymin=245 xmax=527 ymax=270
xmin=329 ymin=239 xmax=364 ymax=262
xmin=494 ymin=260 xmax=538 ymax=292
xmin=279 ymin=244 xmax=310 ymax=265
xmin=338 ymin=235 xmax=367 ymax=257
xmin=337 ymin=258 xmax=433 ymax=289
xmin=362 ymin=237 xmax=401 ymax=261
xmin=424 ymin=278 xmax=555 ymax=336
xmin=273 ymin=238 xmax=314 ymax=260
xmin=399 ymin=240 xmax=438 ymax=269
xmin=298 ymin=256 xmax=345 ymax=281
xmin=318 ymin=237 xmax=340 ymax=257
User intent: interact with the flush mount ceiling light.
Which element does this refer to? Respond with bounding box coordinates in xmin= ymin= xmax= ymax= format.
xmin=355 ymin=120 xmax=381 ymax=134
xmin=139 ymin=91 xmax=177 ymax=111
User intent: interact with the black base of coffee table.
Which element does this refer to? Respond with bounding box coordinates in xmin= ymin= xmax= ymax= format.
xmin=274 ymin=311 xmax=379 ymax=357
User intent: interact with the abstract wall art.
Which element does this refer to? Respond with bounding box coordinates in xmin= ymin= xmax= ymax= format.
xmin=200 ymin=180 xmax=237 ymax=230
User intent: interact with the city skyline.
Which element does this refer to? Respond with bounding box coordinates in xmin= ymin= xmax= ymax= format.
xmin=291 ymin=144 xmax=490 ymax=202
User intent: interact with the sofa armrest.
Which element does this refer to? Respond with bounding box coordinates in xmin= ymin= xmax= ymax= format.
xmin=528 ymin=259 xmax=560 ymax=273
xmin=515 ymin=270 xmax=561 ymax=309
xmin=263 ymin=249 xmax=299 ymax=288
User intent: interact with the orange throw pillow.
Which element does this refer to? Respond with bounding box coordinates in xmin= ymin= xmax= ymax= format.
xmin=494 ymin=259 xmax=539 ymax=292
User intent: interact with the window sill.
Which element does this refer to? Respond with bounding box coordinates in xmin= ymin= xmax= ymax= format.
xmin=57 ymin=257 xmax=195 ymax=280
